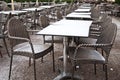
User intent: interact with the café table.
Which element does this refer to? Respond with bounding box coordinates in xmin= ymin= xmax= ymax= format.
xmin=0 ymin=10 xmax=27 ymax=16
xmin=40 ymin=5 xmax=54 ymax=9
xmin=7 ymin=2 xmax=19 ymax=6
xmin=81 ymin=3 xmax=91 ymax=7
xmin=23 ymin=7 xmax=45 ymax=28
xmin=74 ymin=8 xmax=91 ymax=13
xmin=37 ymin=19 xmax=92 ymax=80
xmin=66 ymin=13 xmax=91 ymax=20
xmin=78 ymin=6 xmax=91 ymax=9
xmin=70 ymin=12 xmax=91 ymax=15
xmin=22 ymin=7 xmax=44 ymax=12
xmin=54 ymin=3 xmax=68 ymax=7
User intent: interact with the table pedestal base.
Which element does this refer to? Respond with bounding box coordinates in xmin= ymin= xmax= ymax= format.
xmin=54 ymin=72 xmax=82 ymax=80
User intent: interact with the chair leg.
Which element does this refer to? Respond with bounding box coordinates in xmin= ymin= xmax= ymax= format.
xmin=52 ymin=50 xmax=55 ymax=72
xmin=0 ymin=46 xmax=3 ymax=57
xmin=71 ymin=65 xmax=75 ymax=80
xmin=0 ymin=51 xmax=2 ymax=57
xmin=29 ymin=57 xmax=31 ymax=66
xmin=33 ymin=58 xmax=37 ymax=80
xmin=105 ymin=64 xmax=108 ymax=80
xmin=8 ymin=55 xmax=13 ymax=80
xmin=41 ymin=57 xmax=44 ymax=63
xmin=3 ymin=38 xmax=10 ymax=57
xmin=94 ymin=64 xmax=97 ymax=75
xmin=101 ymin=49 xmax=104 ymax=56
xmin=43 ymin=35 xmax=45 ymax=44
xmin=101 ymin=50 xmax=105 ymax=71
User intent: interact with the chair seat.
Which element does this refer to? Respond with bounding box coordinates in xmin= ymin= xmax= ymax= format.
xmin=79 ymin=38 xmax=97 ymax=44
xmin=13 ymin=42 xmax=53 ymax=59
xmin=69 ymin=47 xmax=105 ymax=64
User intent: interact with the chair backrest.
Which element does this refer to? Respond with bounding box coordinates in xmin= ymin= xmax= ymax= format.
xmin=96 ymin=22 xmax=117 ymax=55
xmin=39 ymin=15 xmax=49 ymax=29
xmin=100 ymin=16 xmax=112 ymax=30
xmin=7 ymin=17 xmax=30 ymax=48
xmin=91 ymin=6 xmax=101 ymax=19
xmin=3 ymin=6 xmax=11 ymax=11
xmin=56 ymin=10 xmax=63 ymax=21
xmin=14 ymin=3 xmax=22 ymax=10
xmin=0 ymin=13 xmax=3 ymax=34
xmin=100 ymin=13 xmax=108 ymax=22
xmin=0 ymin=13 xmax=12 ymax=34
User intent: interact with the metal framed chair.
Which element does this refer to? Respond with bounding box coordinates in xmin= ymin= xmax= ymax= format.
xmin=0 ymin=13 xmax=11 ymax=57
xmin=7 ymin=17 xmax=55 ymax=80
xmin=39 ymin=14 xmax=63 ymax=44
xmin=68 ymin=23 xmax=117 ymax=80
xmin=75 ymin=16 xmax=112 ymax=46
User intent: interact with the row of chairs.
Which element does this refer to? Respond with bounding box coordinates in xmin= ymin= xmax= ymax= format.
xmin=3 ymin=3 xmax=69 ymax=80
xmin=6 ymin=3 xmax=79 ymax=80
xmin=0 ymin=3 xmax=117 ymax=80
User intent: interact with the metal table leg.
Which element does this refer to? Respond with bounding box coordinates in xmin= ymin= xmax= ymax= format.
xmin=54 ymin=37 xmax=81 ymax=80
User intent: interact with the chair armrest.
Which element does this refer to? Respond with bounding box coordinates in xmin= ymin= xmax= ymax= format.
xmin=73 ymin=43 xmax=111 ymax=58
xmin=27 ymin=29 xmax=40 ymax=32
xmin=76 ymin=43 xmax=111 ymax=49
xmin=8 ymin=35 xmax=30 ymax=42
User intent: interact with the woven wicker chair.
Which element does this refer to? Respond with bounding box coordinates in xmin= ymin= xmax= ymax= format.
xmin=89 ymin=16 xmax=112 ymax=39
xmin=0 ymin=13 xmax=11 ymax=57
xmin=7 ymin=17 xmax=55 ymax=80
xmin=49 ymin=8 xmax=63 ymax=22
xmin=91 ymin=6 xmax=101 ymax=21
xmin=39 ymin=15 xmax=63 ymax=44
xmin=24 ymin=9 xmax=39 ymax=30
xmin=68 ymin=23 xmax=117 ymax=80
xmin=76 ymin=16 xmax=112 ymax=46
xmin=55 ymin=9 xmax=63 ymax=21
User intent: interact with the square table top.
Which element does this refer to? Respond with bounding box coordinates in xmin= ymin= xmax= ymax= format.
xmin=40 ymin=5 xmax=54 ymax=9
xmin=78 ymin=6 xmax=91 ymax=9
xmin=0 ymin=10 xmax=27 ymax=15
xmin=37 ymin=19 xmax=92 ymax=37
xmin=23 ymin=7 xmax=44 ymax=11
xmin=70 ymin=12 xmax=91 ymax=15
xmin=66 ymin=13 xmax=91 ymax=19
xmin=74 ymin=8 xmax=91 ymax=12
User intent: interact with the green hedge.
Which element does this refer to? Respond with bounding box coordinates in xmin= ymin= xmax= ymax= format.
xmin=4 ymin=0 xmax=72 ymax=3
xmin=4 ymin=0 xmax=53 ymax=2
xmin=115 ymin=0 xmax=120 ymax=5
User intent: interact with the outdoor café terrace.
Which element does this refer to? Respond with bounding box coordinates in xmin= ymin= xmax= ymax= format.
xmin=0 ymin=0 xmax=120 ymax=80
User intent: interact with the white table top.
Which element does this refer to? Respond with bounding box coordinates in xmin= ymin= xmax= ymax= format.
xmin=37 ymin=19 xmax=92 ymax=37
xmin=81 ymin=3 xmax=91 ymax=7
xmin=7 ymin=3 xmax=19 ymax=5
xmin=74 ymin=8 xmax=91 ymax=12
xmin=54 ymin=3 xmax=68 ymax=7
xmin=0 ymin=10 xmax=27 ymax=15
xmin=66 ymin=13 xmax=91 ymax=19
xmin=79 ymin=6 xmax=91 ymax=9
xmin=40 ymin=5 xmax=54 ymax=9
xmin=23 ymin=7 xmax=44 ymax=11
xmin=71 ymin=12 xmax=91 ymax=15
